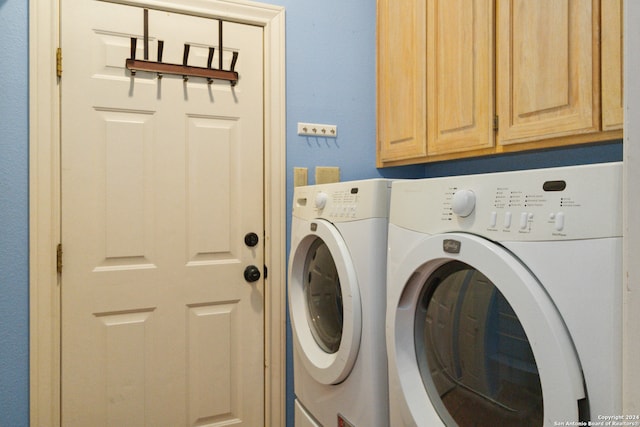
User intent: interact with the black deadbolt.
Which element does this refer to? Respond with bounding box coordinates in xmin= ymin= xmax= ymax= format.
xmin=244 ymin=265 xmax=261 ymax=283
xmin=244 ymin=232 xmax=259 ymax=247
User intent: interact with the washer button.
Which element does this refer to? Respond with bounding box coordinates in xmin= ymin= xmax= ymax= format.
xmin=519 ymin=212 xmax=528 ymax=229
xmin=555 ymin=212 xmax=565 ymax=231
xmin=489 ymin=211 xmax=497 ymax=228
xmin=504 ymin=212 xmax=512 ymax=228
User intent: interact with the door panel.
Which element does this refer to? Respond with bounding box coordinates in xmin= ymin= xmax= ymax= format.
xmin=377 ymin=0 xmax=427 ymax=163
xmin=61 ymin=2 xmax=264 ymax=426
xmin=497 ymin=0 xmax=599 ymax=145
xmin=601 ymin=0 xmax=623 ymax=130
xmin=426 ymin=0 xmax=494 ymax=155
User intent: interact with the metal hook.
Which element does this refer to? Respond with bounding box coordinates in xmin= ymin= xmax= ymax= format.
xmin=143 ymin=9 xmax=149 ymax=60
xmin=218 ymin=20 xmax=224 ymax=71
xmin=207 ymin=47 xmax=215 ymax=84
xmin=182 ymin=43 xmax=190 ymax=81
xmin=230 ymin=52 xmax=239 ymax=86
xmin=157 ymin=40 xmax=164 ymax=62
xmin=129 ymin=37 xmax=137 ymax=75
xmin=125 ymin=17 xmax=238 ymax=86
xmin=157 ymin=40 xmax=164 ymax=79
xmin=207 ymin=47 xmax=215 ymax=69
xmin=230 ymin=51 xmax=239 ymax=72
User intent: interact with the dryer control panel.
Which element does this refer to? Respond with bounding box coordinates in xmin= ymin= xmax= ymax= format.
xmin=390 ymin=162 xmax=622 ymax=241
xmin=293 ymin=179 xmax=392 ymax=222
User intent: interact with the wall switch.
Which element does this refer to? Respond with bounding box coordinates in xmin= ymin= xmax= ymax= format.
xmin=293 ymin=167 xmax=308 ymax=187
xmin=315 ymin=167 xmax=340 ymax=184
xmin=297 ymin=122 xmax=338 ymax=138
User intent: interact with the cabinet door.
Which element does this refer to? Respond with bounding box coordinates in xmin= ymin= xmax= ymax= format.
xmin=497 ymin=0 xmax=599 ymax=145
xmin=602 ymin=0 xmax=623 ymax=130
xmin=377 ymin=0 xmax=427 ymax=164
xmin=426 ymin=0 xmax=494 ymax=155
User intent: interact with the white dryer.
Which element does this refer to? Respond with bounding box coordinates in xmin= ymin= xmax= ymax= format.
xmin=386 ymin=163 xmax=622 ymax=427
xmin=289 ymin=179 xmax=391 ymax=427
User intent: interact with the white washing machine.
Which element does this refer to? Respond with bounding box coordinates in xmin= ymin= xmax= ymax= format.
xmin=386 ymin=163 xmax=622 ymax=427
xmin=289 ymin=179 xmax=391 ymax=427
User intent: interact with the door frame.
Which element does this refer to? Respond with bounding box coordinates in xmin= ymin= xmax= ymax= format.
xmin=624 ymin=0 xmax=640 ymax=413
xmin=28 ymin=0 xmax=286 ymax=425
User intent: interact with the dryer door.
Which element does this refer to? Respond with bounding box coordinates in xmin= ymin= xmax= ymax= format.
xmin=289 ymin=219 xmax=361 ymax=385
xmin=389 ymin=233 xmax=586 ymax=426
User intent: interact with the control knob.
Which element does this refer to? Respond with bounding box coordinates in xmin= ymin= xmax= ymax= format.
xmin=315 ymin=192 xmax=328 ymax=209
xmin=452 ymin=189 xmax=476 ymax=217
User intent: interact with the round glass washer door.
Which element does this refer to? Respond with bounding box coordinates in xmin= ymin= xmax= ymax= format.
xmin=415 ymin=261 xmax=544 ymax=426
xmin=289 ymin=219 xmax=362 ymax=385
xmin=389 ymin=233 xmax=586 ymax=426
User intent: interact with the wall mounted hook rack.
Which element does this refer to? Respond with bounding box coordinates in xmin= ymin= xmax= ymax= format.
xmin=125 ymin=9 xmax=239 ymax=86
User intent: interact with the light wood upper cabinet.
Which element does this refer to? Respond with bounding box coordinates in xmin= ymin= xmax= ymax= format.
xmin=377 ymin=0 xmax=427 ymax=163
xmin=377 ymin=0 xmax=493 ymax=165
xmin=377 ymin=0 xmax=623 ymax=167
xmin=601 ymin=0 xmax=623 ymax=130
xmin=426 ymin=0 xmax=494 ymax=156
xmin=497 ymin=0 xmax=599 ymax=145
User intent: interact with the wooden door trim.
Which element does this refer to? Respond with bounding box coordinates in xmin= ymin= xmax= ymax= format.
xmin=28 ymin=1 xmax=286 ymax=425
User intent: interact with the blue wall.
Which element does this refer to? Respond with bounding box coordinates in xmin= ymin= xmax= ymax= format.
xmin=0 ymin=0 xmax=622 ymax=425
xmin=0 ymin=0 xmax=30 ymax=426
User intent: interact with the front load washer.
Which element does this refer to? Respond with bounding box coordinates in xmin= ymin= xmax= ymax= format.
xmin=289 ymin=179 xmax=391 ymax=427
xmin=386 ymin=163 xmax=622 ymax=427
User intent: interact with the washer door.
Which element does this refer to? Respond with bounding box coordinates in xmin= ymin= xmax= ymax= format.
xmin=390 ymin=233 xmax=586 ymax=426
xmin=289 ymin=219 xmax=362 ymax=385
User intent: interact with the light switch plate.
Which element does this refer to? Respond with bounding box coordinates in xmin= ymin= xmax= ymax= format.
xmin=315 ymin=167 xmax=340 ymax=184
xmin=293 ymin=167 xmax=308 ymax=187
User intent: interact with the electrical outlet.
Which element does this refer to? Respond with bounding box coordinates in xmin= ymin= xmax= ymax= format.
xmin=297 ymin=122 xmax=338 ymax=138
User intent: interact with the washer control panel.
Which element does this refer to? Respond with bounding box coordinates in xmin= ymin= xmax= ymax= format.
xmin=293 ymin=179 xmax=392 ymax=222
xmin=390 ymin=163 xmax=622 ymax=241
xmin=457 ymin=182 xmax=576 ymax=233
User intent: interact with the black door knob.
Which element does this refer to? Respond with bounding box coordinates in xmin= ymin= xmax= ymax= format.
xmin=244 ymin=265 xmax=261 ymax=283
xmin=244 ymin=232 xmax=259 ymax=247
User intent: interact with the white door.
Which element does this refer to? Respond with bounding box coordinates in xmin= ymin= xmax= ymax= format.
xmin=60 ymin=1 xmax=265 ymax=426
